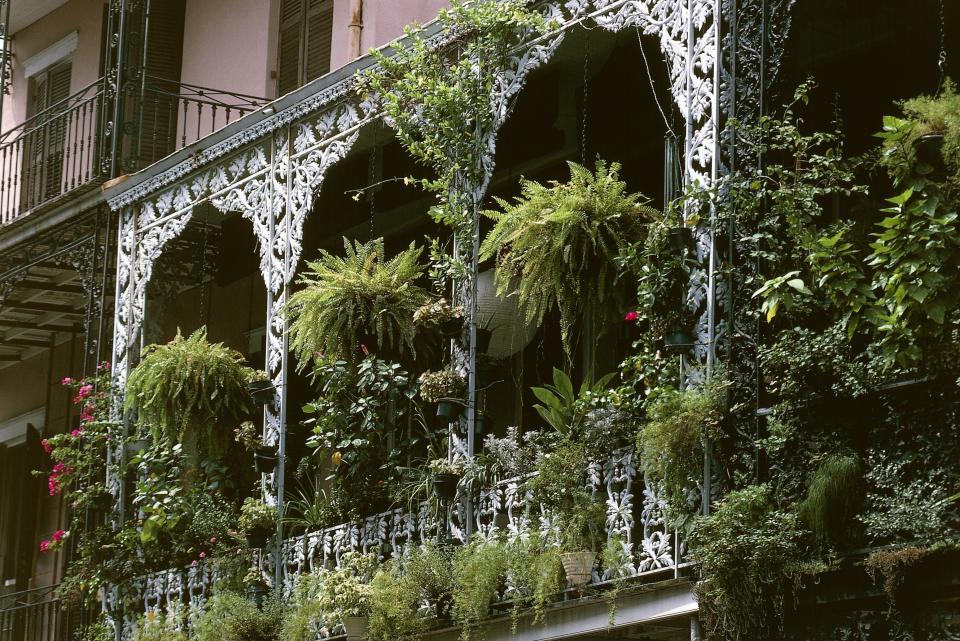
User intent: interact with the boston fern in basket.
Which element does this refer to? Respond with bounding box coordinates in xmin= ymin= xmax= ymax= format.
xmin=124 ymin=327 xmax=256 ymax=460
xmin=286 ymin=237 xmax=431 ymax=368
xmin=480 ymin=160 xmax=658 ymax=355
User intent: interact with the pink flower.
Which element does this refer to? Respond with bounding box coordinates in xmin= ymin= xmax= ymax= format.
xmin=80 ymin=405 xmax=95 ymax=423
xmin=191 ymin=560 xmax=198 ymax=566
xmin=624 ymin=311 xmax=639 ymax=322
xmin=98 ymin=361 xmax=111 ymax=371
xmin=70 ymin=429 xmax=81 ymax=438
xmin=61 ymin=377 xmax=74 ymax=386
xmin=72 ymin=385 xmax=94 ymax=405
xmin=53 ymin=462 xmax=67 ymax=473
xmin=39 ymin=540 xmax=50 ymax=552
xmin=41 ymin=439 xmax=52 ymax=454
xmin=360 ymin=344 xmax=370 ymax=356
xmin=209 ymin=537 xmax=217 ymax=544
xmin=48 ymin=478 xmax=60 ymax=496
xmin=198 ymin=552 xmax=206 ymax=559
xmin=52 ymin=530 xmax=65 ymax=543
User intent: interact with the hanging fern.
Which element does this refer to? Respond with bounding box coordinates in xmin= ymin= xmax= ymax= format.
xmin=124 ymin=327 xmax=255 ymax=458
xmin=286 ymin=237 xmax=430 ymax=367
xmin=479 ymin=160 xmax=658 ymax=354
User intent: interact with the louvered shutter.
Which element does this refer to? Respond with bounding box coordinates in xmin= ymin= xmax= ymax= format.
xmin=140 ymin=0 xmax=185 ymax=165
xmin=42 ymin=62 xmax=72 ymax=196
xmin=278 ymin=0 xmax=303 ymax=96
xmin=304 ymin=0 xmax=334 ymax=83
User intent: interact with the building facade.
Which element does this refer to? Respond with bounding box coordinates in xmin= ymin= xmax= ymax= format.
xmin=0 ymin=1 xmax=957 ymax=640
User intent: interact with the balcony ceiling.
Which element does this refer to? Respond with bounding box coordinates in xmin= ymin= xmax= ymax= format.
xmin=0 ymin=264 xmax=87 ymax=368
xmin=8 ymin=0 xmax=69 ymax=35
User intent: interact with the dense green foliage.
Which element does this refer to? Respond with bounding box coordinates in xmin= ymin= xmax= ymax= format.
xmin=636 ymin=379 xmax=726 ymax=526
xmin=124 ymin=328 xmax=255 ymax=457
xmin=480 ymin=161 xmax=658 ymax=354
xmin=690 ymin=486 xmax=810 ymax=641
xmin=452 ymin=540 xmax=508 ymax=640
xmin=798 ymin=454 xmax=864 ymax=548
xmin=287 ymin=237 xmax=430 ymax=365
xmin=194 ymin=592 xmax=284 ymax=641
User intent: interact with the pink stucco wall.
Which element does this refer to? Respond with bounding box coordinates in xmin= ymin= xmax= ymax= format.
xmin=330 ymin=0 xmax=449 ymax=71
xmin=181 ymin=0 xmax=278 ymax=101
xmin=1 ymin=0 xmax=103 ymax=134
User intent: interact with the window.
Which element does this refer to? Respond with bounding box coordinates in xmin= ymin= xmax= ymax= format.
xmin=278 ymin=0 xmax=334 ymax=96
xmin=20 ymin=60 xmax=72 ymax=210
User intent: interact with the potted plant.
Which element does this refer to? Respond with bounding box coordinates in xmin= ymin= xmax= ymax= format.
xmin=527 ymin=440 xmax=606 ymax=589
xmin=414 ymin=298 xmax=465 ymax=337
xmin=124 ymin=328 xmax=256 ymax=466
xmin=428 ymin=459 xmax=463 ymax=502
xmin=286 ymin=237 xmax=431 ymax=367
xmin=662 ymin=309 xmax=695 ymax=354
xmin=419 ymin=368 xmax=466 ymax=419
xmin=235 ymin=421 xmax=277 ymax=474
xmin=878 ymin=82 xmax=960 ymax=184
xmin=479 ymin=160 xmax=658 ymax=355
xmin=316 ymin=552 xmax=378 ymax=640
xmin=248 ymin=370 xmax=275 ymax=405
xmin=239 ymin=497 xmax=276 ymax=548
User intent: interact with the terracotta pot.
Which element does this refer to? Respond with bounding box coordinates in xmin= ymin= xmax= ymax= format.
xmin=342 ymin=616 xmax=369 ymax=641
xmin=560 ymin=551 xmax=596 ymax=588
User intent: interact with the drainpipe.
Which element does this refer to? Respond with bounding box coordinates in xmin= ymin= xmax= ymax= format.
xmin=348 ymin=0 xmax=364 ymax=60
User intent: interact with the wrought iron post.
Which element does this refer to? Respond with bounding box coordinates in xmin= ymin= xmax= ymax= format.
xmin=0 ymin=0 xmax=11 ymax=120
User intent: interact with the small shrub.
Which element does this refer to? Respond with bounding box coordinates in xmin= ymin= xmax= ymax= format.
xmin=130 ymin=609 xmax=187 ymax=641
xmin=798 ymin=454 xmax=864 ymax=548
xmin=506 ymin=531 xmax=564 ymax=627
xmin=452 ymin=540 xmax=508 ymax=640
xmin=367 ymin=564 xmax=426 ymax=641
xmin=864 ymin=546 xmax=927 ymax=613
xmin=637 ymin=378 xmax=726 ymax=526
xmin=193 ymin=591 xmax=283 ymax=641
xmin=239 ymin=497 xmax=276 ymax=533
xmin=689 ymin=485 xmax=809 ymax=641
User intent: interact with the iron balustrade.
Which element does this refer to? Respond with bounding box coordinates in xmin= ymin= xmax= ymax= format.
xmin=0 ymin=585 xmax=73 ymax=641
xmin=0 ymin=76 xmax=267 ymax=228
xmin=0 ymin=80 xmax=105 ymax=226
xmin=139 ymin=76 xmax=267 ymax=163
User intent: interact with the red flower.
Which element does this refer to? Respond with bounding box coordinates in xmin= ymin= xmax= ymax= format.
xmin=61 ymin=377 xmax=74 ymax=386
xmin=41 ymin=439 xmax=52 ymax=454
xmin=39 ymin=540 xmax=50 ymax=552
xmin=52 ymin=530 xmax=65 ymax=543
xmin=70 ymin=429 xmax=82 ymax=438
xmin=624 ymin=311 xmax=639 ymax=322
xmin=98 ymin=361 xmax=111 ymax=371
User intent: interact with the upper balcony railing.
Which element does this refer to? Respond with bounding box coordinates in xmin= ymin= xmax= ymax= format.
xmin=0 ymin=584 xmax=85 ymax=641
xmin=0 ymin=76 xmax=267 ymax=228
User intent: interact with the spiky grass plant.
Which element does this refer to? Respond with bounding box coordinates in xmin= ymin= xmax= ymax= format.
xmin=799 ymin=454 xmax=863 ymax=547
xmin=124 ymin=327 xmax=255 ymax=458
xmin=286 ymin=237 xmax=430 ymax=368
xmin=480 ymin=160 xmax=658 ymax=354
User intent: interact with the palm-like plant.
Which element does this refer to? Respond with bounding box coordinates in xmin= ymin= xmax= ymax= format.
xmin=286 ymin=237 xmax=431 ymax=367
xmin=480 ymin=160 xmax=658 ymax=354
xmin=124 ymin=327 xmax=255 ymax=458
xmin=531 ymin=367 xmax=615 ymax=441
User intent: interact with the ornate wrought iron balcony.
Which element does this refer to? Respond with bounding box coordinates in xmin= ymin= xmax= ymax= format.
xmin=0 ymin=76 xmax=266 ymax=228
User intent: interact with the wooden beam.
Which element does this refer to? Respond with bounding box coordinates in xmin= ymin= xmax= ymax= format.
xmin=0 ymin=354 xmax=21 ymax=362
xmin=0 ymin=337 xmax=53 ymax=348
xmin=2 ymin=299 xmax=81 ymax=315
xmin=15 ymin=279 xmax=85 ymax=295
xmin=0 ymin=319 xmax=77 ymax=332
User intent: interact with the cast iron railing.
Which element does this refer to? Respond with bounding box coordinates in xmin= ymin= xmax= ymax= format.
xmin=0 ymin=76 xmax=267 ymax=228
xmin=0 ymin=585 xmax=69 ymax=641
xmin=115 ymin=449 xmax=687 ymax=639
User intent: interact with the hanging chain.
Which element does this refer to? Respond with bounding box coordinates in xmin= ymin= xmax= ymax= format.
xmin=581 ymin=31 xmax=590 ymax=165
xmin=937 ymin=0 xmax=947 ymax=93
xmin=199 ymin=220 xmax=208 ymax=328
xmin=368 ymin=135 xmax=378 ymax=240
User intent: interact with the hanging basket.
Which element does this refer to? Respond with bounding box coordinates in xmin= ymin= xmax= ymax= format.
xmin=253 ymin=446 xmax=278 ymax=474
xmin=248 ymin=380 xmax=275 ymax=405
xmin=435 ymin=400 xmax=462 ymax=420
xmin=432 ymin=473 xmax=460 ymax=502
xmin=915 ymin=133 xmax=947 ymax=179
xmin=244 ymin=526 xmax=272 ymax=549
xmin=668 ymin=227 xmax=693 ymax=253
xmin=560 ymin=551 xmax=596 ymax=588
xmin=663 ymin=326 xmax=695 ymax=354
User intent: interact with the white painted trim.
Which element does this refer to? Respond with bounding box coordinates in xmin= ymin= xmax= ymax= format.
xmin=0 ymin=407 xmax=45 ymax=446
xmin=23 ymin=32 xmax=78 ymax=79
